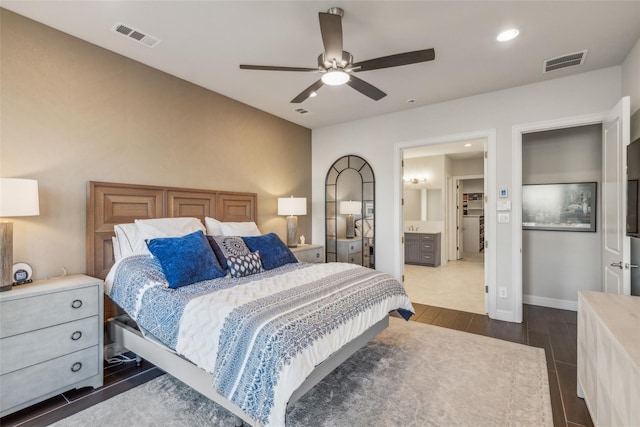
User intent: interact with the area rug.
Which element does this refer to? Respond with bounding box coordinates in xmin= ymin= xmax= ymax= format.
xmin=52 ymin=318 xmax=552 ymax=426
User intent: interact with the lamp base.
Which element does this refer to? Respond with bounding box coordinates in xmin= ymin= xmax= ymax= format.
xmin=0 ymin=222 xmax=14 ymax=291
xmin=286 ymin=216 xmax=298 ymax=248
xmin=346 ymin=214 xmax=355 ymax=239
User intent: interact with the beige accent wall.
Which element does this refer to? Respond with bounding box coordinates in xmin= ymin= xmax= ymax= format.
xmin=0 ymin=9 xmax=312 ymax=280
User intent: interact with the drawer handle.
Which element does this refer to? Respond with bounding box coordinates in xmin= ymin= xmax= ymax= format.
xmin=315 ymin=253 xmax=320 ymax=258
xmin=71 ymin=299 xmax=83 ymax=309
xmin=71 ymin=362 xmax=83 ymax=373
xmin=71 ymin=331 xmax=83 ymax=341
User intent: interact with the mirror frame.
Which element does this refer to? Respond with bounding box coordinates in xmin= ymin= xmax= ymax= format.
xmin=325 ymin=155 xmax=375 ymax=268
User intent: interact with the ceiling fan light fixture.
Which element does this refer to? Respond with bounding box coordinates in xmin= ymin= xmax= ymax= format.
xmin=321 ymin=70 xmax=350 ymax=86
xmin=497 ymin=28 xmax=519 ymax=42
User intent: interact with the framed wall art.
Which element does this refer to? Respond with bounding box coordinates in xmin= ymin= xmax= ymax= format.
xmin=522 ymin=182 xmax=596 ymax=232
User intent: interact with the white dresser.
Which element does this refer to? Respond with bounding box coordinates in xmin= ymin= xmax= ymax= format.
xmin=0 ymin=275 xmax=104 ymax=417
xmin=577 ymin=291 xmax=640 ymax=427
xmin=290 ymin=244 xmax=324 ymax=263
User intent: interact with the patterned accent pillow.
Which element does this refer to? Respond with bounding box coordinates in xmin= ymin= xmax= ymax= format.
xmin=226 ymin=251 xmax=264 ymax=278
xmin=207 ymin=235 xmax=250 ymax=270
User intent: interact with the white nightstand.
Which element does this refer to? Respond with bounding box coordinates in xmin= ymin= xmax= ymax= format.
xmin=0 ymin=274 xmax=104 ymax=417
xmin=290 ymin=244 xmax=324 ymax=263
xmin=336 ymin=238 xmax=363 ymax=265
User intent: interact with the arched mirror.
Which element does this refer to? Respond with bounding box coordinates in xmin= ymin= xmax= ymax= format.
xmin=325 ymin=155 xmax=375 ymax=268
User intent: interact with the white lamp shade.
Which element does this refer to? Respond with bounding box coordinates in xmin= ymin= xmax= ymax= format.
xmin=278 ymin=197 xmax=307 ymax=216
xmin=340 ymin=200 xmax=361 ymax=215
xmin=0 ymin=178 xmax=40 ymax=217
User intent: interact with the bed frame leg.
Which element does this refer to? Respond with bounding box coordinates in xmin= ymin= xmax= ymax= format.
xmin=233 ymin=415 xmax=243 ymax=426
xmin=135 ymin=354 xmax=142 ymax=367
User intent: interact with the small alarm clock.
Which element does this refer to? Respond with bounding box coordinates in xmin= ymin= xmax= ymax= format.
xmin=12 ymin=262 xmax=33 ymax=285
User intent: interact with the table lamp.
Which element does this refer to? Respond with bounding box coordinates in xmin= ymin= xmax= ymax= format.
xmin=278 ymin=196 xmax=307 ymax=248
xmin=0 ymin=178 xmax=40 ymax=291
xmin=340 ymin=200 xmax=361 ymax=239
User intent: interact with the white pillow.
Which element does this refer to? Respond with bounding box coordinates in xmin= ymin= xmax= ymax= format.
xmin=220 ymin=221 xmax=261 ymax=236
xmin=204 ymin=217 xmax=223 ymax=236
xmin=112 ymin=236 xmax=122 ymax=262
xmin=114 ymin=223 xmax=148 ymax=257
xmin=135 ymin=217 xmax=205 ymax=240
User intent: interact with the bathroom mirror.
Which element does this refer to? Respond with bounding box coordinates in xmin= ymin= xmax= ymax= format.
xmin=325 ymin=155 xmax=375 ymax=268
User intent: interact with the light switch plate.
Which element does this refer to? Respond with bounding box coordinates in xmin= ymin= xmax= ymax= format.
xmin=497 ymin=200 xmax=511 ymax=211
xmin=498 ymin=213 xmax=510 ymax=223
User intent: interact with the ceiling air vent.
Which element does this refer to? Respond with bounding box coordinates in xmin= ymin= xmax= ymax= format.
xmin=112 ymin=23 xmax=160 ymax=48
xmin=543 ymin=50 xmax=587 ymax=73
xmin=294 ymin=108 xmax=313 ymax=115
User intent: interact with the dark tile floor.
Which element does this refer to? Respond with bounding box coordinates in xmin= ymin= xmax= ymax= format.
xmin=2 ymin=303 xmax=593 ymax=427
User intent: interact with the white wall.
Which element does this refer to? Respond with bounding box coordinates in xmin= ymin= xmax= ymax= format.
xmin=522 ymin=125 xmax=602 ymax=306
xmin=461 ymin=179 xmax=484 ymax=194
xmin=622 ymin=37 xmax=640 ymax=116
xmin=312 ymin=66 xmax=621 ymax=321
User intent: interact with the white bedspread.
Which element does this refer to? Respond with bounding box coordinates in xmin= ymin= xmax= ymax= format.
xmin=107 ymin=256 xmax=414 ymax=426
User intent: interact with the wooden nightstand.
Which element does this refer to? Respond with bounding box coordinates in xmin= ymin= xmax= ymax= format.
xmin=0 ymin=274 xmax=104 ymax=417
xmin=290 ymin=244 xmax=324 ymax=263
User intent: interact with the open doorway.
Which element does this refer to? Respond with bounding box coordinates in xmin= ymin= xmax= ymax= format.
xmin=402 ymin=139 xmax=486 ymax=314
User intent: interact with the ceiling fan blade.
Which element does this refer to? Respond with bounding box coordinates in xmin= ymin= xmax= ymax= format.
xmin=352 ymin=48 xmax=435 ymax=72
xmin=240 ymin=65 xmax=318 ymax=72
xmin=291 ymin=79 xmax=325 ymax=103
xmin=346 ymin=75 xmax=386 ymax=101
xmin=319 ymin=12 xmax=343 ymax=62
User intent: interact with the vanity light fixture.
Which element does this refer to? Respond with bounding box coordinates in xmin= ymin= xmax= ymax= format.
xmin=497 ymin=28 xmax=519 ymax=42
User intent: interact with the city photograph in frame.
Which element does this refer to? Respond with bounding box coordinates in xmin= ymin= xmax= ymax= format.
xmin=522 ymin=182 xmax=596 ymax=232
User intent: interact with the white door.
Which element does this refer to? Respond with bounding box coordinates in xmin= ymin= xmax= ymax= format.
xmin=602 ymin=97 xmax=631 ymax=295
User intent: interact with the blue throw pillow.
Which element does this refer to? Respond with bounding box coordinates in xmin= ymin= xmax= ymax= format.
xmin=242 ymin=233 xmax=298 ymax=270
xmin=146 ymin=230 xmax=226 ymax=289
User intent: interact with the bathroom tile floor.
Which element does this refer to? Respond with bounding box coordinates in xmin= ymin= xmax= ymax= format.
xmin=404 ymin=252 xmax=485 ymax=314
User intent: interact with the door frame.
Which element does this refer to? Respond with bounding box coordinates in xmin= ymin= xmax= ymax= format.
xmin=394 ymin=129 xmax=496 ymax=318
xmin=512 ymin=112 xmax=607 ymax=321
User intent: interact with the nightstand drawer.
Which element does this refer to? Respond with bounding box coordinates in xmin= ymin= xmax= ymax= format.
xmin=294 ymin=246 xmax=324 ymax=263
xmin=0 ymin=346 xmax=100 ymax=411
xmin=0 ymin=285 xmax=99 ymax=338
xmin=346 ymin=251 xmax=362 ymax=264
xmin=0 ymin=316 xmax=100 ymax=375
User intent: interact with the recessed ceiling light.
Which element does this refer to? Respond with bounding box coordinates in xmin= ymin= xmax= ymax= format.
xmin=309 ymin=92 xmax=317 ymax=98
xmin=464 ymin=143 xmax=472 ymax=147
xmin=497 ymin=28 xmax=519 ymax=42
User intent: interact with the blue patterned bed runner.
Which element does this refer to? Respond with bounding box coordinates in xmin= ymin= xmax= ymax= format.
xmin=213 ymin=266 xmax=410 ymax=425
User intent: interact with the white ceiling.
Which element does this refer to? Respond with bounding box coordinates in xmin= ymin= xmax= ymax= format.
xmin=3 ymin=1 xmax=640 ymax=130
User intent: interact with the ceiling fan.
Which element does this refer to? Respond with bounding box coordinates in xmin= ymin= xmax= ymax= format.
xmin=239 ymin=7 xmax=436 ymax=103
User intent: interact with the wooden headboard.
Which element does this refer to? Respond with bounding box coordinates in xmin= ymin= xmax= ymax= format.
xmin=87 ymin=181 xmax=257 ymax=280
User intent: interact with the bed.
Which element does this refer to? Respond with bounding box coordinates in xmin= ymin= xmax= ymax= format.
xmin=87 ymin=181 xmax=414 ymax=427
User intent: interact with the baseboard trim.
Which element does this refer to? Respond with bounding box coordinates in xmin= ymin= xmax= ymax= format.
xmin=523 ymin=294 xmax=577 ymax=312
xmin=492 ymin=309 xmax=515 ymax=322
